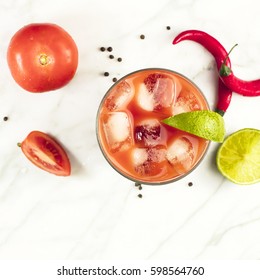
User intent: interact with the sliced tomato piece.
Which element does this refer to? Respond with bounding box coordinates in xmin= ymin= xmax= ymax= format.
xmin=21 ymin=131 xmax=71 ymax=176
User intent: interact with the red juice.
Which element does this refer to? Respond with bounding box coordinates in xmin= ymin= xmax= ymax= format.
xmin=97 ymin=69 xmax=209 ymax=184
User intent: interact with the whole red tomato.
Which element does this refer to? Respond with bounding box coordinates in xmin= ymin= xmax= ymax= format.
xmin=7 ymin=23 xmax=78 ymax=93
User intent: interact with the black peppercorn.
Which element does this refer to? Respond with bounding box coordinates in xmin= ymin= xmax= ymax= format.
xmin=140 ymin=34 xmax=145 ymax=39
xmin=104 ymin=72 xmax=109 ymax=77
xmin=117 ymin=57 xmax=122 ymax=62
xmin=3 ymin=116 xmax=8 ymax=121
xmin=100 ymin=47 xmax=106 ymax=52
xmin=188 ymin=182 xmax=193 ymax=187
xmin=166 ymin=26 xmax=171 ymax=30
xmin=138 ymin=194 xmax=143 ymax=198
xmin=107 ymin=47 xmax=113 ymax=52
xmin=112 ymin=77 xmax=117 ymax=82
xmin=109 ymin=55 xmax=114 ymax=59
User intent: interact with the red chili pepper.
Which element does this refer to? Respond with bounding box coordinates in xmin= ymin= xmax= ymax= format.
xmin=174 ymin=29 xmax=260 ymax=98
xmin=173 ymin=30 xmax=232 ymax=116
xmin=219 ymin=69 xmax=260 ymax=97
xmin=218 ymin=44 xmax=260 ymax=97
xmin=217 ymin=79 xmax=232 ymax=113
xmin=173 ymin=30 xmax=230 ymax=70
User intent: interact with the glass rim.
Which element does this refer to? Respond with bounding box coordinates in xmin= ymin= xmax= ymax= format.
xmin=96 ymin=67 xmax=210 ymax=185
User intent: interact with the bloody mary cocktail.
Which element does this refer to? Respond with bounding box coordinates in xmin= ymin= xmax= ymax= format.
xmin=97 ymin=69 xmax=209 ymax=185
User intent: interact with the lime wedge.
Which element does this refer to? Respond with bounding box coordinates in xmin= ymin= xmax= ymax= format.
xmin=216 ymin=128 xmax=260 ymax=185
xmin=162 ymin=110 xmax=225 ymax=142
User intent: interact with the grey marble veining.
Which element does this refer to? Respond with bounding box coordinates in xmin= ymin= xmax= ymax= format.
xmin=0 ymin=0 xmax=260 ymax=260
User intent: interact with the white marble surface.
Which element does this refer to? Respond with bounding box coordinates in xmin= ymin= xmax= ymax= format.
xmin=0 ymin=0 xmax=260 ymax=260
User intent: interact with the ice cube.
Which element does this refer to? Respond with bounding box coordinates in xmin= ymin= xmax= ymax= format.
xmin=137 ymin=74 xmax=181 ymax=112
xmin=166 ymin=136 xmax=199 ymax=174
xmin=102 ymin=111 xmax=133 ymax=152
xmin=132 ymin=148 xmax=149 ymax=166
xmin=152 ymin=77 xmax=179 ymax=108
xmin=148 ymin=146 xmax=166 ymax=163
xmin=173 ymin=91 xmax=201 ymax=115
xmin=134 ymin=119 xmax=166 ymax=147
xmin=136 ymin=83 xmax=154 ymax=111
xmin=132 ymin=146 xmax=167 ymax=177
xmin=105 ymin=80 xmax=133 ymax=111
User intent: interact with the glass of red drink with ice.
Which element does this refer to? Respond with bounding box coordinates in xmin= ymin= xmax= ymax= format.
xmin=96 ymin=68 xmax=209 ymax=185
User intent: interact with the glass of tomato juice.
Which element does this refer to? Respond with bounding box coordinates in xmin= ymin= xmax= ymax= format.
xmin=96 ymin=68 xmax=209 ymax=185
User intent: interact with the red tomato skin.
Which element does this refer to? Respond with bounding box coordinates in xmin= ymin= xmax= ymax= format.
xmin=21 ymin=131 xmax=71 ymax=176
xmin=7 ymin=23 xmax=78 ymax=93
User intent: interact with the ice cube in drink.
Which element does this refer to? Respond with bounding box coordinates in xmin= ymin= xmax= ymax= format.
xmin=173 ymin=91 xmax=201 ymax=115
xmin=134 ymin=119 xmax=167 ymax=147
xmin=137 ymin=73 xmax=182 ymax=113
xmin=132 ymin=146 xmax=167 ymax=177
xmin=97 ymin=68 xmax=209 ymax=184
xmin=166 ymin=136 xmax=199 ymax=174
xmin=102 ymin=111 xmax=133 ymax=152
xmin=105 ymin=80 xmax=133 ymax=111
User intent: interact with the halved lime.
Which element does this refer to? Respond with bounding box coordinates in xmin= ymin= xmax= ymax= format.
xmin=162 ymin=110 xmax=225 ymax=142
xmin=216 ymin=128 xmax=260 ymax=185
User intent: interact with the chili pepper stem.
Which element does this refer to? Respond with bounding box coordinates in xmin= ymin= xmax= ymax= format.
xmin=219 ymin=43 xmax=238 ymax=76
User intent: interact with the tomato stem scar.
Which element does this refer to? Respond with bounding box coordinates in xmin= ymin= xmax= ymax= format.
xmin=39 ymin=54 xmax=49 ymax=65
